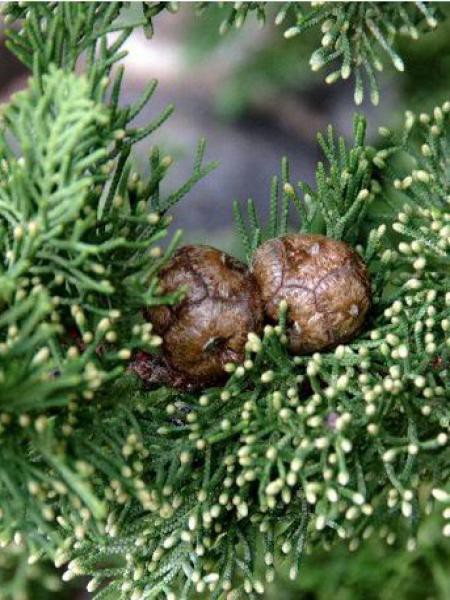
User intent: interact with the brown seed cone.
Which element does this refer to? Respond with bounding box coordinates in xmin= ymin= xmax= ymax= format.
xmin=251 ymin=233 xmax=371 ymax=354
xmin=143 ymin=245 xmax=264 ymax=390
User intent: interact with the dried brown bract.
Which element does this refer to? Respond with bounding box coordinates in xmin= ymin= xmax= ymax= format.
xmin=143 ymin=245 xmax=263 ymax=390
xmin=252 ymin=233 xmax=371 ymax=353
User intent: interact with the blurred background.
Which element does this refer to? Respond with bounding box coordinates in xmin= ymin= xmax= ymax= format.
xmin=1 ymin=2 xmax=450 ymax=598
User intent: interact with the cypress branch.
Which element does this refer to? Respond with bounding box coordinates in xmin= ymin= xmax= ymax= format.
xmin=0 ymin=2 xmax=448 ymax=599
xmin=0 ymin=4 xmax=216 ymax=589
xmin=16 ymin=103 xmax=447 ymax=598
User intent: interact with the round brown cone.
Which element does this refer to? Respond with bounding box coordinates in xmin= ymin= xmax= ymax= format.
xmin=143 ymin=245 xmax=263 ymax=390
xmin=252 ymin=233 xmax=371 ymax=354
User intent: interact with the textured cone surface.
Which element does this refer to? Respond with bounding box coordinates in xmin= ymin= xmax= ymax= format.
xmin=252 ymin=234 xmax=371 ymax=353
xmin=146 ymin=245 xmax=263 ymax=389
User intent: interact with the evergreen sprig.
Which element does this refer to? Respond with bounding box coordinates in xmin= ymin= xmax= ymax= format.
xmin=0 ymin=2 xmax=216 ymax=589
xmin=0 ymin=1 xmax=215 ymax=413
xmin=3 ymin=1 xmax=133 ymax=73
xmin=233 ymin=114 xmax=383 ymax=263
xmin=284 ymin=1 xmax=440 ymax=105
xmin=196 ymin=1 xmax=442 ymax=105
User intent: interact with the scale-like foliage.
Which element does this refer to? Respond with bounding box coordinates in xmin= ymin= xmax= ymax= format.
xmin=283 ymin=1 xmax=440 ymax=105
xmin=52 ymin=110 xmax=448 ymax=598
xmin=194 ymin=1 xmax=443 ymax=105
xmin=0 ymin=2 xmax=216 ymax=586
xmin=233 ymin=114 xmax=385 ymax=262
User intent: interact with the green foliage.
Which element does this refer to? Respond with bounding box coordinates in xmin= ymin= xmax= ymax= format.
xmin=197 ymin=1 xmax=443 ymax=105
xmin=0 ymin=1 xmax=215 ymax=409
xmin=4 ymin=1 xmax=128 ymax=72
xmin=284 ymin=1 xmax=440 ymax=105
xmin=233 ymin=114 xmax=385 ymax=261
xmin=0 ymin=2 xmax=448 ymax=600
xmin=0 ymin=0 xmax=215 ymax=588
xmin=50 ymin=110 xmax=449 ymax=599
xmin=183 ymin=2 xmax=450 ymax=126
